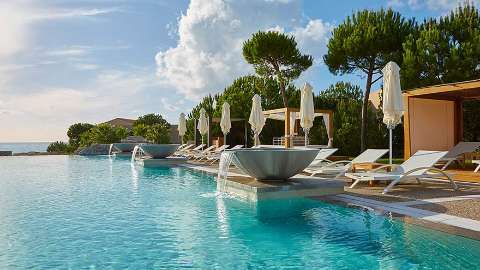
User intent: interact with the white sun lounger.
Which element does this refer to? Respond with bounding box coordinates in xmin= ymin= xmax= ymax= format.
xmin=473 ymin=160 xmax=480 ymax=173
xmin=195 ymin=145 xmax=230 ymax=161
xmin=190 ymin=145 xmax=217 ymax=159
xmin=303 ymin=148 xmax=338 ymax=171
xmin=174 ymin=144 xmax=193 ymax=155
xmin=345 ymin=150 xmax=458 ymax=194
xmin=183 ymin=144 xmax=206 ymax=157
xmin=207 ymin=145 xmax=244 ymax=164
xmin=305 ymin=149 xmax=388 ymax=178
xmin=438 ymin=141 xmax=480 ymax=170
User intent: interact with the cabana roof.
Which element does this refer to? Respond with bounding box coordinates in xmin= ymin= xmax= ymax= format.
xmin=405 ymin=79 xmax=480 ymax=101
xmin=263 ymin=107 xmax=333 ymax=120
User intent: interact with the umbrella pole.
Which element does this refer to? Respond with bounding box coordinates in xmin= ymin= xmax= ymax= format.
xmin=224 ymin=133 xmax=227 ymax=146
xmin=194 ymin=119 xmax=197 ymax=146
xmin=389 ymin=128 xmax=393 ymax=165
xmin=304 ymin=128 xmax=309 ymax=147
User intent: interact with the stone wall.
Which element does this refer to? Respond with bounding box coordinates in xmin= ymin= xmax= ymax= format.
xmin=76 ymin=144 xmax=110 ymax=155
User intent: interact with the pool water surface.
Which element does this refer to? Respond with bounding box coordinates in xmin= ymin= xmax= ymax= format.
xmin=0 ymin=155 xmax=479 ymax=269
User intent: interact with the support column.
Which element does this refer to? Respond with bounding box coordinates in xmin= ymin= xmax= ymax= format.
xmin=244 ymin=120 xmax=248 ymax=147
xmin=403 ymin=95 xmax=411 ymax=159
xmin=284 ymin=108 xmax=291 ymax=148
xmin=454 ymin=98 xmax=464 ymax=144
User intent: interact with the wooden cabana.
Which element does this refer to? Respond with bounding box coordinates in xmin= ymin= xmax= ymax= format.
xmin=263 ymin=107 xmax=334 ymax=148
xmin=403 ymin=79 xmax=480 ymax=159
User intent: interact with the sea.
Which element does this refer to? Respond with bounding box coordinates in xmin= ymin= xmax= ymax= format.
xmin=0 ymin=142 xmax=51 ymax=154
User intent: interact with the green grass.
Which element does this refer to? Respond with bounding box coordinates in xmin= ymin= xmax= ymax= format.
xmin=376 ymin=158 xmax=404 ymax=164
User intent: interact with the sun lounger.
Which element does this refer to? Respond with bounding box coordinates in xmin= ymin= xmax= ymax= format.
xmin=195 ymin=145 xmax=229 ymax=161
xmin=438 ymin=141 xmax=480 ymax=170
xmin=305 ymin=149 xmax=388 ymax=178
xmin=345 ymin=150 xmax=458 ymax=194
xmin=174 ymin=144 xmax=193 ymax=155
xmin=207 ymin=145 xmax=244 ymax=164
xmin=473 ymin=160 xmax=480 ymax=173
xmin=182 ymin=144 xmax=206 ymax=157
xmin=303 ymin=148 xmax=338 ymax=171
xmin=189 ymin=145 xmax=216 ymax=159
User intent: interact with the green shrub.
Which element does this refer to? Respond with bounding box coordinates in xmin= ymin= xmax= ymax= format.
xmin=47 ymin=141 xmax=71 ymax=153
xmin=80 ymin=124 xmax=128 ymax=146
xmin=145 ymin=124 xmax=170 ymax=144
xmin=132 ymin=123 xmax=150 ymax=138
xmin=67 ymin=123 xmax=94 ymax=148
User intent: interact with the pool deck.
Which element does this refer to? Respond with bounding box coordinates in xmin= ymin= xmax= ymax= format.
xmin=184 ymin=163 xmax=344 ymax=201
xmin=183 ymin=161 xmax=480 ymax=240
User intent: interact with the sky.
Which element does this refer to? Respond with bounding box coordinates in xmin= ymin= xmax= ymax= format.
xmin=0 ymin=0 xmax=473 ymax=142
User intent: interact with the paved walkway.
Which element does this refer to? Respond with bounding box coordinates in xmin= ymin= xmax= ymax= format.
xmin=182 ymin=162 xmax=480 ymax=235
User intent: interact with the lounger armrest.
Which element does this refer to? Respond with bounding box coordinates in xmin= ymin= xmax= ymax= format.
xmin=312 ymin=158 xmax=333 ymax=164
xmin=321 ymin=160 xmax=352 ymax=168
xmin=370 ymin=164 xmax=399 ymax=172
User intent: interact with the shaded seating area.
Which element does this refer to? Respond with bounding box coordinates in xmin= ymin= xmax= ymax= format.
xmin=403 ymin=79 xmax=480 ymax=182
xmin=263 ymin=107 xmax=334 ymax=148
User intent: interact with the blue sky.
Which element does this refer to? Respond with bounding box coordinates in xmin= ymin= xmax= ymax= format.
xmin=0 ymin=0 xmax=469 ymax=141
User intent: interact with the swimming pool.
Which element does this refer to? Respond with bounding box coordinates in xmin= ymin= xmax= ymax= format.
xmin=1 ymin=156 xmax=479 ymax=269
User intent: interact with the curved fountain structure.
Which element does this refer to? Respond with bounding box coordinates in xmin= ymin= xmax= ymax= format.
xmin=137 ymin=144 xmax=180 ymax=159
xmin=226 ymin=148 xmax=319 ymax=180
xmin=113 ymin=143 xmax=137 ymax=153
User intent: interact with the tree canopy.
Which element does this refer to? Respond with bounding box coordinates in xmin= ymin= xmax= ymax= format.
xmin=401 ymin=3 xmax=480 ymax=141
xmin=79 ymin=124 xmax=128 ymax=146
xmin=67 ymin=123 xmax=94 ymax=147
xmin=324 ymin=8 xmax=415 ymax=151
xmin=402 ymin=4 xmax=480 ymax=88
xmin=134 ymin=113 xmax=170 ymax=128
xmin=243 ymin=31 xmax=312 ymax=107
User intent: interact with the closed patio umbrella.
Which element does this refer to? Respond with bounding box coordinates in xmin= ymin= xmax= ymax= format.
xmin=198 ymin=108 xmax=209 ymax=145
xmin=382 ymin=61 xmax=404 ymax=164
xmin=249 ymin=94 xmax=266 ymax=146
xmin=178 ymin=113 xmax=187 ymax=144
xmin=220 ymin=102 xmax=231 ymax=145
xmin=300 ymin=82 xmax=315 ymax=146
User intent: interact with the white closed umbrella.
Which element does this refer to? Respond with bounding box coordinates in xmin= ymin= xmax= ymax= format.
xmin=178 ymin=113 xmax=187 ymax=144
xmin=197 ymin=108 xmax=209 ymax=145
xmin=382 ymin=61 xmax=404 ymax=164
xmin=220 ymin=102 xmax=231 ymax=146
xmin=249 ymin=94 xmax=265 ymax=146
xmin=299 ymin=82 xmax=315 ymax=146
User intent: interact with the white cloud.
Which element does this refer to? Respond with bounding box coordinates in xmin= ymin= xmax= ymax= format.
xmin=0 ymin=2 xmax=119 ymax=60
xmin=0 ymin=69 xmax=170 ymax=141
xmin=292 ymin=19 xmax=333 ymax=64
xmin=72 ymin=63 xmax=99 ymax=70
xmin=32 ymin=7 xmax=121 ymax=20
xmin=388 ymin=0 xmax=479 ymax=11
xmin=46 ymin=46 xmax=91 ymax=57
xmin=155 ymin=0 xmax=331 ymax=100
xmin=0 ymin=1 xmax=33 ymax=59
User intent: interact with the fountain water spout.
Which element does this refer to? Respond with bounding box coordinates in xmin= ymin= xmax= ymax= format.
xmin=108 ymin=144 xmax=114 ymax=156
xmin=131 ymin=145 xmax=141 ymax=163
xmin=217 ymin=151 xmax=236 ymax=193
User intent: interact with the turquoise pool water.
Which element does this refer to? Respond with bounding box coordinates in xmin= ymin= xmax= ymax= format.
xmin=1 ymin=156 xmax=480 ymax=269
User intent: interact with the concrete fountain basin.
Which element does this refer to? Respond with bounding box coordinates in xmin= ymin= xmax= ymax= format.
xmin=139 ymin=144 xmax=180 ymax=159
xmin=228 ymin=148 xmax=319 ymax=180
xmin=112 ymin=143 xmax=137 ymax=152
